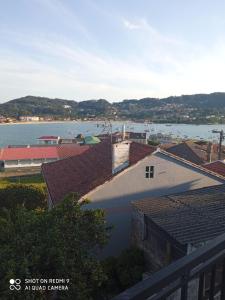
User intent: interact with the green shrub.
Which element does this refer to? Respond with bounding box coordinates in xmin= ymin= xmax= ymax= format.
xmin=102 ymin=247 xmax=145 ymax=297
xmin=0 ymin=184 xmax=47 ymax=210
xmin=148 ymin=140 xmax=160 ymax=146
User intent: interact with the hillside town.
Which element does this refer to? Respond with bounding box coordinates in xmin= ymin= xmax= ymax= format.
xmin=3 ymin=0 xmax=225 ymax=298
xmin=2 ymin=93 xmax=225 ymax=124
xmin=2 ymin=124 xmax=225 ymax=298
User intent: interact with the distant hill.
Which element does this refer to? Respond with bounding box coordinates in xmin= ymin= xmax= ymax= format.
xmin=0 ymin=96 xmax=112 ymax=119
xmin=1 ymin=93 xmax=225 ymax=123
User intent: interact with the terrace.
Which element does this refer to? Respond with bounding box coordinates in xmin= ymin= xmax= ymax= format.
xmin=114 ymin=232 xmax=225 ymax=300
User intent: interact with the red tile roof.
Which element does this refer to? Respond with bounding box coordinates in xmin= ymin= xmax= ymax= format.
xmin=57 ymin=145 xmax=89 ymax=159
xmin=0 ymin=147 xmax=59 ymax=160
xmin=42 ymin=141 xmax=156 ymax=205
xmin=204 ymin=161 xmax=225 ymax=177
xmin=0 ymin=145 xmax=89 ymax=161
xmin=129 ymin=142 xmax=155 ymax=165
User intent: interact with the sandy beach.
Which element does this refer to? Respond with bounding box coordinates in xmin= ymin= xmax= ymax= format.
xmin=0 ymin=120 xmax=79 ymax=126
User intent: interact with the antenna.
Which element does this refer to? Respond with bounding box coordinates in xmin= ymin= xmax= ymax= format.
xmin=122 ymin=124 xmax=126 ymax=140
xmin=101 ymin=118 xmax=113 ymax=143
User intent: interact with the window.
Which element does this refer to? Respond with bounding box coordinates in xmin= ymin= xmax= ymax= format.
xmin=33 ymin=159 xmax=44 ymax=164
xmin=146 ymin=166 xmax=154 ymax=178
xmin=6 ymin=160 xmax=18 ymax=166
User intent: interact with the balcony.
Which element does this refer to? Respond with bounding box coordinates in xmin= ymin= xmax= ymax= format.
xmin=113 ymin=232 xmax=225 ymax=300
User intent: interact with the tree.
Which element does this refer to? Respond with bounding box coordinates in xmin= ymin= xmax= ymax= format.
xmin=0 ymin=193 xmax=110 ymax=299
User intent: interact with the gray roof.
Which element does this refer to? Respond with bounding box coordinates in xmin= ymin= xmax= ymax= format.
xmin=133 ymin=184 xmax=225 ymax=246
xmin=164 ymin=142 xmax=204 ymax=165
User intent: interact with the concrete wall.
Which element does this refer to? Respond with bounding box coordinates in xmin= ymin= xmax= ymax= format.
xmin=129 ymin=138 xmax=147 ymax=144
xmin=85 ymin=152 xmax=224 ymax=257
xmin=131 ymin=209 xmax=186 ymax=272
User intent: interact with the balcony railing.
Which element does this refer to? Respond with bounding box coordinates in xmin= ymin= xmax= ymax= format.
xmin=113 ymin=232 xmax=225 ymax=300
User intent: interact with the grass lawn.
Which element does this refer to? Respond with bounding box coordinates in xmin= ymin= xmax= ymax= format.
xmin=0 ymin=174 xmax=46 ymax=189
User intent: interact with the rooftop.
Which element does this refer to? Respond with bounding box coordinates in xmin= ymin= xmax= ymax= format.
xmin=163 ymin=141 xmax=224 ymax=165
xmin=0 ymin=145 xmax=89 ymax=161
xmin=133 ymin=184 xmax=225 ymax=245
xmin=204 ymin=161 xmax=225 ymax=177
xmin=84 ymin=135 xmax=101 ymax=145
xmin=37 ymin=136 xmax=59 ymax=140
xmin=42 ymin=141 xmax=156 ymax=205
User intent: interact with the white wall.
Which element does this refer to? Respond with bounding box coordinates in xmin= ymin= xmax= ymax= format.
xmin=4 ymin=158 xmax=58 ymax=168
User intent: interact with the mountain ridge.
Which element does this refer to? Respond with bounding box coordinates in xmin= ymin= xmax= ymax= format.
xmin=1 ymin=93 xmax=225 ymax=124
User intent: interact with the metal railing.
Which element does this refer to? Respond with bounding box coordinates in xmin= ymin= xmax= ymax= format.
xmin=113 ymin=232 xmax=225 ymax=300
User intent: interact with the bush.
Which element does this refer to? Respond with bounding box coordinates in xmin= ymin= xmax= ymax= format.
xmin=116 ymin=247 xmax=145 ymax=289
xmin=148 ymin=140 xmax=160 ymax=146
xmin=0 ymin=184 xmax=47 ymax=210
xmin=101 ymin=247 xmax=145 ymax=297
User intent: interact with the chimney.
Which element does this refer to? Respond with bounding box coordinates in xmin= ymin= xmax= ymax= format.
xmin=207 ymin=142 xmax=213 ymax=163
xmin=122 ymin=124 xmax=126 ymax=140
xmin=112 ymin=141 xmax=131 ymax=174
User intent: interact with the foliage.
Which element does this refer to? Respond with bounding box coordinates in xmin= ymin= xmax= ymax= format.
xmin=0 ymin=96 xmax=111 ymax=119
xmin=3 ymin=93 xmax=225 ymax=123
xmin=101 ymin=247 xmax=145 ymax=297
xmin=0 ymin=174 xmax=45 ymax=189
xmin=148 ymin=140 xmax=160 ymax=146
xmin=8 ymin=174 xmax=44 ymax=184
xmin=0 ymin=184 xmax=46 ymax=211
xmin=0 ymin=193 xmax=110 ymax=299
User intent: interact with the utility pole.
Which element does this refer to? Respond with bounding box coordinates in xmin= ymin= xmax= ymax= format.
xmin=109 ymin=120 xmax=112 ymax=144
xmin=212 ymin=129 xmax=225 ymax=160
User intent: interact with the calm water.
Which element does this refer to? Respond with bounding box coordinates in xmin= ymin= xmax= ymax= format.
xmin=0 ymin=121 xmax=225 ymax=147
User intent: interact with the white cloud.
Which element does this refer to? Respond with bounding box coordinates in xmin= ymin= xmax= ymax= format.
xmin=123 ymin=18 xmax=185 ymax=47
xmin=2 ymin=23 xmax=225 ymax=102
xmin=123 ymin=19 xmax=144 ymax=30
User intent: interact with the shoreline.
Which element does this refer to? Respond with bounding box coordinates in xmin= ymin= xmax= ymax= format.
xmin=0 ymin=120 xmax=79 ymax=126
xmin=0 ymin=120 xmax=224 ymax=126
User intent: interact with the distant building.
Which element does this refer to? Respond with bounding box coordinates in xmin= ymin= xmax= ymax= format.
xmin=37 ymin=136 xmax=60 ymax=145
xmin=97 ymin=131 xmax=147 ymax=144
xmin=63 ymin=105 xmax=71 ymax=109
xmin=163 ymin=140 xmax=225 ymax=164
xmin=59 ymin=138 xmax=78 ymax=144
xmin=42 ymin=141 xmax=225 ymax=257
xmin=124 ymin=132 xmax=147 ymax=144
xmin=131 ymin=184 xmax=225 ymax=272
xmin=0 ymin=116 xmax=7 ymax=123
xmin=0 ymin=145 xmax=89 ymax=170
xmin=38 ymin=135 xmax=84 ymax=145
xmin=19 ymin=116 xmax=40 ymax=122
xmin=149 ymin=133 xmax=176 ymax=144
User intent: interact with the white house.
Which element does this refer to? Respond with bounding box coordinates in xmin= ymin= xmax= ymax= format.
xmin=42 ymin=141 xmax=225 ymax=257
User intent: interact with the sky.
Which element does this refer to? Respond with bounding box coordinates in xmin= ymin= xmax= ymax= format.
xmin=1 ymin=0 xmax=225 ymax=102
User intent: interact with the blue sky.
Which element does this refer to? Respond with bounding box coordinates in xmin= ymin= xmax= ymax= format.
xmin=1 ymin=0 xmax=225 ymax=102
